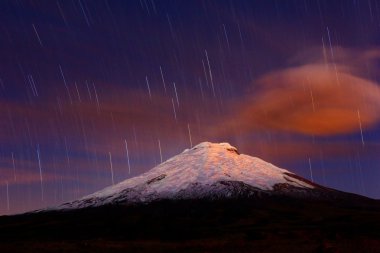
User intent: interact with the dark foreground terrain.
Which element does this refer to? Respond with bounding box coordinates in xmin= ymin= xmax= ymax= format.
xmin=1 ymin=196 xmax=380 ymax=253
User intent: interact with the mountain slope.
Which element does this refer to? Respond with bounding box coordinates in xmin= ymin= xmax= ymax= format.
xmin=3 ymin=194 xmax=380 ymax=253
xmin=56 ymin=142 xmax=342 ymax=210
xmin=3 ymin=142 xmax=380 ymax=253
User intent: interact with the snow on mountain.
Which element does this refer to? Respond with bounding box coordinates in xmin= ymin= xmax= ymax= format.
xmin=55 ymin=142 xmax=317 ymax=210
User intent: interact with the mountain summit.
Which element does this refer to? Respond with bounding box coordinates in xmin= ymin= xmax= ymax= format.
xmin=8 ymin=143 xmax=380 ymax=253
xmin=57 ymin=142 xmax=339 ymax=210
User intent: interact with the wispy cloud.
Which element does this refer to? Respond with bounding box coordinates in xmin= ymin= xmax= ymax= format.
xmin=232 ymin=48 xmax=380 ymax=136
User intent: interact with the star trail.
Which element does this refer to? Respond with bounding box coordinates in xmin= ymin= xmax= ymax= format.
xmin=0 ymin=0 xmax=380 ymax=215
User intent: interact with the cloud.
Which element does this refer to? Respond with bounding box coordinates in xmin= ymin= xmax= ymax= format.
xmin=0 ymin=86 xmax=221 ymax=195
xmin=0 ymin=166 xmax=63 ymax=187
xmin=234 ymin=52 xmax=380 ymax=136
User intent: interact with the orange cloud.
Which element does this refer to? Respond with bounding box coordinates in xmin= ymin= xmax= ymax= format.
xmin=235 ymin=63 xmax=380 ymax=135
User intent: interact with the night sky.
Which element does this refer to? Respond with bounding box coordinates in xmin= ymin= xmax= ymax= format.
xmin=1 ymin=0 xmax=380 ymax=215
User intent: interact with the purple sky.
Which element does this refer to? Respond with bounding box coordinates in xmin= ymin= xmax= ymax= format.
xmin=1 ymin=0 xmax=380 ymax=214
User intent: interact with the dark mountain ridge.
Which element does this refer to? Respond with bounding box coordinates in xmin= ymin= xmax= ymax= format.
xmin=1 ymin=142 xmax=380 ymax=252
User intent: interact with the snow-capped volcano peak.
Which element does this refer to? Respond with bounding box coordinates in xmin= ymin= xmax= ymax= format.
xmin=57 ymin=142 xmax=316 ymax=210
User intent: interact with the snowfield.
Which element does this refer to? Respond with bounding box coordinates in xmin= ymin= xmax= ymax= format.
xmin=54 ymin=142 xmax=315 ymax=210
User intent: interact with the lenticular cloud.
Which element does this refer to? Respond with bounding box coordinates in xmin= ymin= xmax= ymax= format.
xmin=237 ymin=63 xmax=380 ymax=135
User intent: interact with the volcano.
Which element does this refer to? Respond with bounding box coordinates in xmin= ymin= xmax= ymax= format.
xmin=1 ymin=142 xmax=380 ymax=253
xmin=55 ymin=142 xmax=352 ymax=210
